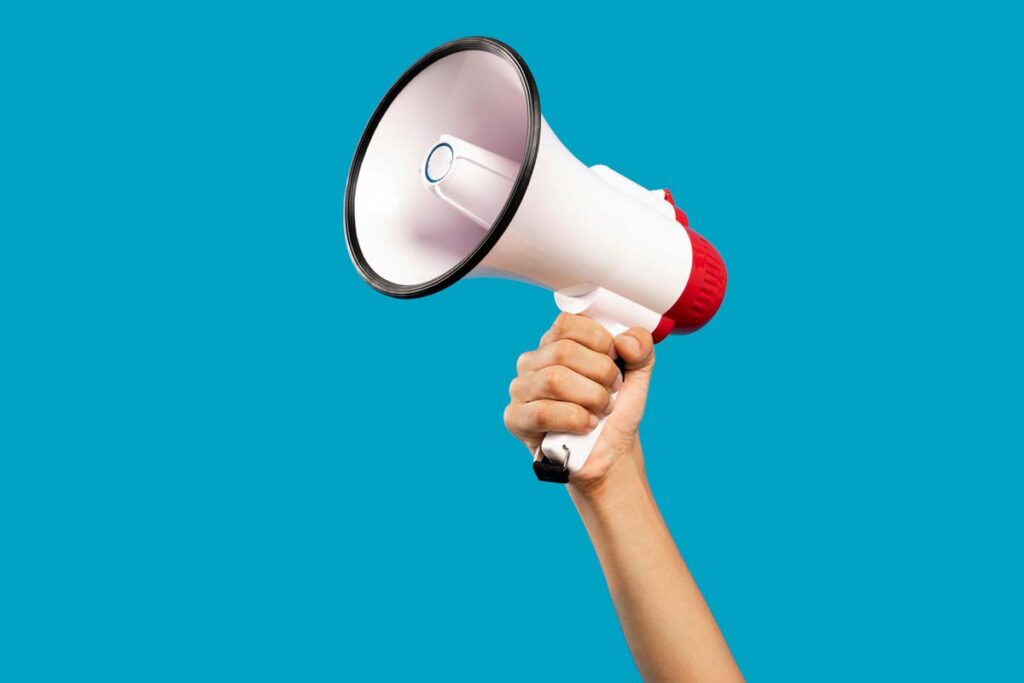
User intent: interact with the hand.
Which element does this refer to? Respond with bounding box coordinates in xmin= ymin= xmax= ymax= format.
xmin=503 ymin=313 xmax=656 ymax=492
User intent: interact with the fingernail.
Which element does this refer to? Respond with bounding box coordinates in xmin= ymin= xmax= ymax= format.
xmin=587 ymin=414 xmax=599 ymax=429
xmin=618 ymin=334 xmax=640 ymax=357
xmin=612 ymin=374 xmax=624 ymax=392
xmin=604 ymin=395 xmax=616 ymax=415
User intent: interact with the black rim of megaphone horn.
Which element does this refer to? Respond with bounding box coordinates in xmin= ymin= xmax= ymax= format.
xmin=344 ymin=36 xmax=542 ymax=299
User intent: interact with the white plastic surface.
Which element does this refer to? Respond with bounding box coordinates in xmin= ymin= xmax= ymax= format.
xmin=589 ymin=164 xmax=676 ymax=219
xmin=473 ymin=118 xmax=693 ymax=316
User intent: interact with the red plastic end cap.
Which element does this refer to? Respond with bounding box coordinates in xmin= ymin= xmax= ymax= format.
xmin=656 ymin=189 xmax=726 ymax=337
xmin=664 ymin=227 xmax=728 ymax=334
xmin=651 ymin=315 xmax=675 ymax=344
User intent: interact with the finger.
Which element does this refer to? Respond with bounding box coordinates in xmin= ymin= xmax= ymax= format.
xmin=604 ymin=328 xmax=656 ymax=436
xmin=516 ymin=339 xmax=621 ymax=388
xmin=510 ymin=365 xmax=614 ymax=415
xmin=614 ymin=327 xmax=655 ymax=372
xmin=540 ymin=313 xmax=615 ymax=354
xmin=503 ymin=400 xmax=599 ymax=437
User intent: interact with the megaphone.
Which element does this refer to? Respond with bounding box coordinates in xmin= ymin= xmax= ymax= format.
xmin=344 ymin=37 xmax=727 ymax=483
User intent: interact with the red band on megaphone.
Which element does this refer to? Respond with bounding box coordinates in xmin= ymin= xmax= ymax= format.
xmin=652 ymin=315 xmax=676 ymax=343
xmin=655 ymin=192 xmax=727 ymax=337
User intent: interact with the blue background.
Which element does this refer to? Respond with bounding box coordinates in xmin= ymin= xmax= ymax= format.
xmin=2 ymin=1 xmax=1021 ymax=680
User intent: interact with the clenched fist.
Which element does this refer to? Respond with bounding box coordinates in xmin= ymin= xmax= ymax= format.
xmin=503 ymin=313 xmax=656 ymax=491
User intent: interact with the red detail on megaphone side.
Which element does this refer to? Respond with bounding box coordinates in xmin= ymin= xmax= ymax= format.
xmin=654 ymin=191 xmax=727 ymax=338
xmin=661 ymin=189 xmax=690 ymax=227
xmin=652 ymin=315 xmax=676 ymax=343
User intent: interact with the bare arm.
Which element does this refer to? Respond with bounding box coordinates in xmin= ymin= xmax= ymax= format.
xmin=504 ymin=313 xmax=743 ymax=683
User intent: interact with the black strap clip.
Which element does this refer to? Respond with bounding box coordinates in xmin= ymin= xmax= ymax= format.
xmin=532 ymin=449 xmax=569 ymax=484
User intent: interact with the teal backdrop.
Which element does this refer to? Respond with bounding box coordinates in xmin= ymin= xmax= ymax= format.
xmin=2 ymin=1 xmax=1022 ymax=681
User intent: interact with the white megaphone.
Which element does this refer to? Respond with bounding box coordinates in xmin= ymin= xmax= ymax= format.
xmin=344 ymin=37 xmax=727 ymax=483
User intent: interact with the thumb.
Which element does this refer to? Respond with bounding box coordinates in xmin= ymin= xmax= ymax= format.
xmin=607 ymin=328 xmax=655 ymax=434
xmin=614 ymin=327 xmax=655 ymax=375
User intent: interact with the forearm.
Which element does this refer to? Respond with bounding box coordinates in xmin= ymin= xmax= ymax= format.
xmin=569 ymin=445 xmax=743 ymax=683
xmin=503 ymin=315 xmax=739 ymax=680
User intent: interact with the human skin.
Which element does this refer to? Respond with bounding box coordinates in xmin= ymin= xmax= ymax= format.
xmin=504 ymin=313 xmax=744 ymax=683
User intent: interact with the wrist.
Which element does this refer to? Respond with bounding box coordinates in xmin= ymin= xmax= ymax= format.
xmin=568 ymin=441 xmax=649 ymax=510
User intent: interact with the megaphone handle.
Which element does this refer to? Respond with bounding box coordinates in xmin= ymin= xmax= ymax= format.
xmin=533 ymin=353 xmax=627 ymax=484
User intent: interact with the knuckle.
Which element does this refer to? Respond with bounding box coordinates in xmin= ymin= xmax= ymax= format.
xmin=552 ymin=312 xmax=574 ymax=335
xmin=550 ymin=338 xmax=574 ymax=364
xmin=542 ymin=366 xmax=567 ymax=394
xmin=508 ymin=377 xmax=520 ymax=399
xmin=584 ymin=323 xmax=612 ymax=352
xmin=532 ymin=401 xmax=552 ymax=427
xmin=516 ymin=351 xmax=532 ymax=373
xmin=502 ymin=404 xmax=516 ymax=430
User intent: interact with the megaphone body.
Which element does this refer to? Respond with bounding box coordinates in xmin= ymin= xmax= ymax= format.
xmin=345 ymin=37 xmax=727 ymax=482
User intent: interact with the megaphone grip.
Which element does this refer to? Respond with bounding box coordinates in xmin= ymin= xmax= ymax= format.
xmin=533 ymin=356 xmax=627 ymax=484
